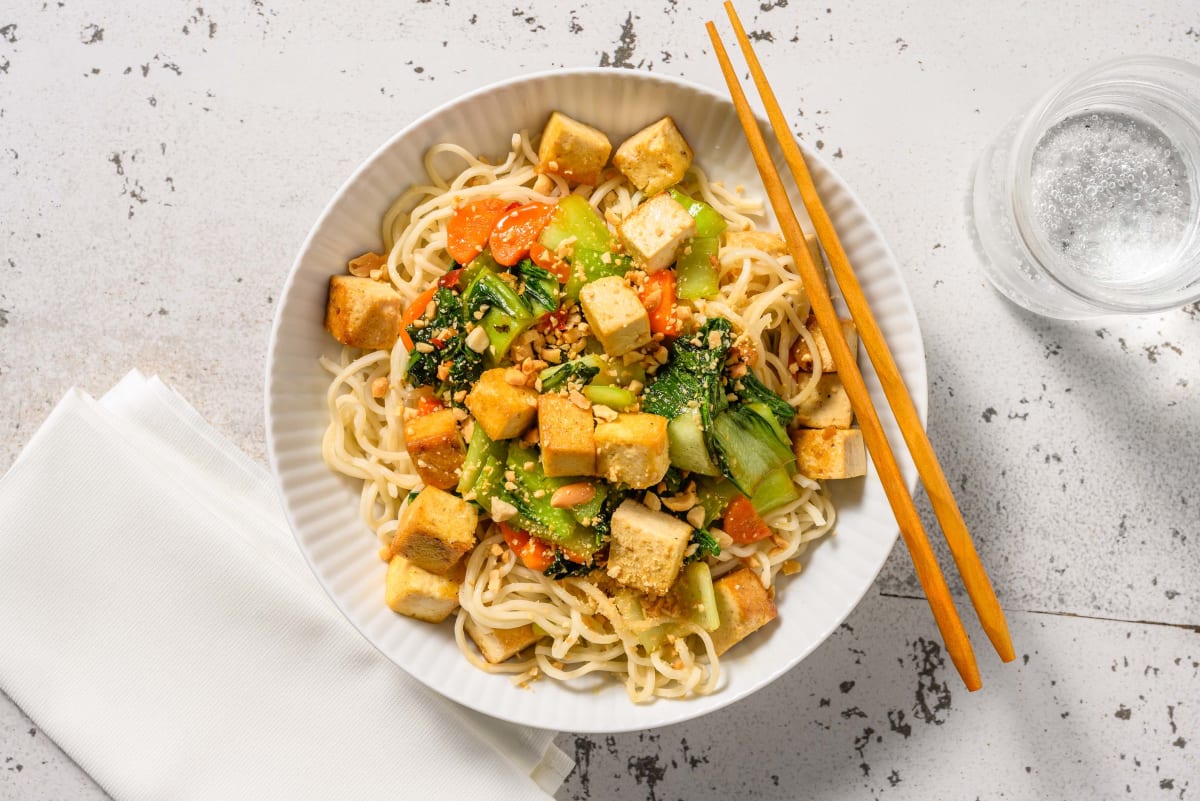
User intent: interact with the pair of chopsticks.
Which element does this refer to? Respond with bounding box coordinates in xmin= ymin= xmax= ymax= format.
xmin=708 ymin=3 xmax=1015 ymax=691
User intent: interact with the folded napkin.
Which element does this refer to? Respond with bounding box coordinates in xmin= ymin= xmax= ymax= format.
xmin=0 ymin=371 xmax=572 ymax=801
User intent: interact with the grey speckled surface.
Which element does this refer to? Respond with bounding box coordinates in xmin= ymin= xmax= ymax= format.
xmin=1 ymin=1 xmax=1197 ymax=799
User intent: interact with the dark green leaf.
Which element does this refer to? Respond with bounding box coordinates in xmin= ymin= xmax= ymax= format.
xmin=683 ymin=528 xmax=721 ymax=565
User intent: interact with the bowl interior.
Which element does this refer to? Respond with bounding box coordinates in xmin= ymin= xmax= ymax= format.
xmin=266 ymin=68 xmax=926 ymax=733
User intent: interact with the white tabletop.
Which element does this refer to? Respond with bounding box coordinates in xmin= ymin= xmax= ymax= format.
xmin=1 ymin=1 xmax=1196 ymax=798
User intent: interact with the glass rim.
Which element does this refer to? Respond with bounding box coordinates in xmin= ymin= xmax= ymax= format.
xmin=1005 ymin=55 xmax=1200 ymax=313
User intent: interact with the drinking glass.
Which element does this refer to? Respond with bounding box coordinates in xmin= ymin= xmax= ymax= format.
xmin=970 ymin=56 xmax=1200 ymax=319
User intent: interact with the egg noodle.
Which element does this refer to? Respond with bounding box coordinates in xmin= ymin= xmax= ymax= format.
xmin=320 ymin=131 xmax=837 ymax=701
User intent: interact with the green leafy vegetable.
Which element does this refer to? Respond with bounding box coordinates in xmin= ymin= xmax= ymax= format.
xmin=543 ymin=550 xmax=595 ymax=579
xmin=539 ymin=354 xmax=602 ymax=391
xmin=674 ymin=561 xmax=720 ymax=631
xmin=668 ymin=188 xmax=728 ymax=238
xmin=583 ymin=384 xmax=635 ymax=411
xmin=659 ymin=466 xmax=687 ymax=495
xmin=641 ymin=317 xmax=734 ymax=420
xmin=695 ymin=476 xmax=739 ymax=526
xmin=504 ymin=442 xmax=577 ymax=544
xmin=734 ymin=372 xmax=796 ymax=427
xmin=683 ymin=528 xmax=721 ymax=565
xmin=403 ymin=288 xmax=482 ymax=395
xmin=711 ymin=403 xmax=796 ymax=496
xmin=464 ymin=271 xmax=535 ymax=360
xmin=666 ymin=411 xmax=722 ymax=476
xmin=590 ymin=487 xmax=628 ymax=546
xmin=463 ymin=270 xmax=527 ymax=319
xmin=675 ymin=237 xmax=720 ymax=300
xmin=458 ymin=422 xmax=507 ymax=496
xmin=563 ymin=248 xmax=630 ymax=301
xmin=539 ymin=194 xmax=612 ymax=253
xmin=567 ymin=481 xmax=608 ymax=528
xmin=643 ymin=318 xmax=735 ymax=475
xmin=749 ymin=466 xmax=800 ymax=514
xmin=514 ymin=258 xmax=559 ymax=316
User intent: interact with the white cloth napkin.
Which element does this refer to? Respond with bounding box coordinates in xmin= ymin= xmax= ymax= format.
xmin=0 ymin=371 xmax=572 ymax=801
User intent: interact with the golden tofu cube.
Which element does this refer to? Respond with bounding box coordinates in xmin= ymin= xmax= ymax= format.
xmin=404 ymin=408 xmax=466 ymax=490
xmin=612 ymin=116 xmax=694 ymax=196
xmin=463 ymin=618 xmax=542 ymax=664
xmin=391 ymin=486 xmax=479 ymax=575
xmin=617 ymin=193 xmax=696 ymax=274
xmin=708 ymin=566 xmax=778 ymax=655
xmin=538 ymin=394 xmax=596 ymax=477
xmin=794 ymin=374 xmax=854 ymax=429
xmin=594 ymin=413 xmax=670 ymax=489
xmin=579 ymin=276 xmax=652 ymax=357
xmin=536 ymin=111 xmax=612 ymax=186
xmin=792 ymin=428 xmax=867 ymax=480
xmin=325 ymin=275 xmax=402 ymax=350
xmin=606 ymin=500 xmax=692 ymax=596
xmin=385 ymin=555 xmax=464 ymax=623
xmin=465 ymin=368 xmax=538 ymax=440
xmin=792 ymin=316 xmax=858 ymax=372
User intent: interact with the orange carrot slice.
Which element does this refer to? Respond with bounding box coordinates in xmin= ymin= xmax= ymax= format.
xmin=722 ymin=495 xmax=772 ymax=544
xmin=639 ymin=270 xmax=682 ymax=337
xmin=397 ymin=284 xmax=439 ymax=351
xmin=530 ymin=241 xmax=572 ymax=283
xmin=447 ymin=199 xmax=509 ymax=265
xmin=499 ymin=522 xmax=555 ymax=572
xmin=490 ymin=202 xmax=555 ymax=266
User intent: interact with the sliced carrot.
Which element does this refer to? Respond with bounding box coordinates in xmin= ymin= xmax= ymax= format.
xmin=499 ymin=522 xmax=555 ymax=572
xmin=447 ymin=199 xmax=509 ymax=265
xmin=398 ymin=284 xmax=439 ymax=351
xmin=639 ymin=270 xmax=682 ymax=337
xmin=721 ymin=494 xmax=772 ymax=544
xmin=530 ymin=241 xmax=572 ymax=283
xmin=490 ymin=202 xmax=555 ymax=266
xmin=416 ymin=395 xmax=445 ymax=417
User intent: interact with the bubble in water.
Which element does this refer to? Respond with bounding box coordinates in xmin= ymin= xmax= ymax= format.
xmin=1029 ymin=110 xmax=1192 ymax=284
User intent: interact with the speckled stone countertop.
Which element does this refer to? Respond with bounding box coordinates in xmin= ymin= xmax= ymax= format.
xmin=1 ymin=2 xmax=1197 ymax=799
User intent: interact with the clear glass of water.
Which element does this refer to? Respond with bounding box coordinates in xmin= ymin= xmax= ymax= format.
xmin=971 ymin=56 xmax=1200 ymax=319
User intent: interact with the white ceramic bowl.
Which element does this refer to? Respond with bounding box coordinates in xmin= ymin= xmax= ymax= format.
xmin=266 ymin=68 xmax=926 ymax=733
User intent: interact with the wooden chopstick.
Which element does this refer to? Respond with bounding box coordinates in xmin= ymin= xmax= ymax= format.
xmin=722 ymin=1 xmax=1015 ymax=665
xmin=705 ymin=21 xmax=983 ymax=691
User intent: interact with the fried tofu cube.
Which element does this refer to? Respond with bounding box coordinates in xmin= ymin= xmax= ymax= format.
xmin=325 ymin=275 xmax=403 ymax=350
xmin=606 ymin=500 xmax=692 ymax=596
xmin=617 ymin=193 xmax=696 ymax=274
xmin=722 ymin=229 xmax=822 ymax=271
xmin=594 ymin=413 xmax=670 ymax=489
xmin=404 ymin=408 xmax=466 ymax=490
xmin=613 ymin=116 xmax=694 ymax=196
xmin=464 ymin=618 xmax=542 ymax=664
xmin=792 ymin=428 xmax=867 ymax=480
xmin=708 ymin=567 xmax=778 ymax=655
xmin=579 ymin=276 xmax=652 ymax=357
xmin=391 ymin=486 xmax=479 ymax=575
xmin=466 ymin=368 xmax=538 ymax=440
xmin=792 ymin=316 xmax=858 ymax=372
xmin=536 ymin=111 xmax=612 ymax=186
xmin=385 ymin=555 xmax=463 ymax=623
xmin=794 ymin=374 xmax=854 ymax=429
xmin=538 ymin=394 xmax=596 ymax=477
